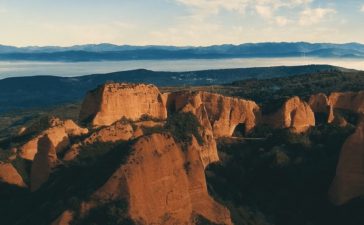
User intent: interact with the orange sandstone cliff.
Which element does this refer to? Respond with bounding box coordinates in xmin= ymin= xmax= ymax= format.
xmin=69 ymin=133 xmax=232 ymax=225
xmin=79 ymin=83 xmax=167 ymax=126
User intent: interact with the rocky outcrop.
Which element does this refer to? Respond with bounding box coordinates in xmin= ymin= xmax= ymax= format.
xmin=265 ymin=97 xmax=315 ymax=133
xmin=309 ymin=93 xmax=334 ymax=123
xmin=309 ymin=91 xmax=364 ymax=124
xmin=92 ymin=133 xmax=232 ymax=225
xmin=0 ymin=162 xmax=27 ymax=188
xmin=79 ymin=83 xmax=167 ymax=126
xmin=163 ymin=90 xmax=260 ymax=166
xmin=165 ymin=91 xmax=261 ymax=138
xmin=30 ymin=135 xmax=59 ymax=191
xmin=63 ymin=120 xmax=164 ymax=161
xmin=200 ymin=92 xmax=260 ymax=137
xmin=329 ymin=120 xmax=364 ymax=205
xmin=19 ymin=118 xmax=88 ymax=160
xmin=328 ymin=91 xmax=364 ymax=114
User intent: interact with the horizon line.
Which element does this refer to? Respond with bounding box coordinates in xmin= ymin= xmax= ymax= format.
xmin=1 ymin=41 xmax=364 ymax=49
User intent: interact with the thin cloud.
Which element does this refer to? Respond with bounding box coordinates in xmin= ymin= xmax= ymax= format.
xmin=361 ymin=5 xmax=364 ymax=12
xmin=299 ymin=8 xmax=336 ymax=26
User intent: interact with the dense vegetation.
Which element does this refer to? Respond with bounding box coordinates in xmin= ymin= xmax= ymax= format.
xmin=229 ymin=71 xmax=364 ymax=114
xmin=206 ymin=123 xmax=364 ymax=225
xmin=0 ymin=65 xmax=340 ymax=113
xmin=141 ymin=112 xmax=204 ymax=150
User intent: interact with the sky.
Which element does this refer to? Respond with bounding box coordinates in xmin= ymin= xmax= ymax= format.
xmin=0 ymin=0 xmax=363 ymax=47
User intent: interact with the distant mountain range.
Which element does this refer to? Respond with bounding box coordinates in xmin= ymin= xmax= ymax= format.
xmin=0 ymin=42 xmax=364 ymax=61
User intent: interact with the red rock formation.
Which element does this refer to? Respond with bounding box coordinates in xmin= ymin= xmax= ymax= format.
xmin=309 ymin=93 xmax=334 ymax=123
xmin=165 ymin=91 xmax=261 ymax=138
xmin=19 ymin=118 xmax=88 ymax=160
xmin=329 ymin=120 xmax=364 ymax=205
xmin=200 ymin=92 xmax=260 ymax=137
xmin=309 ymin=91 xmax=364 ymax=125
xmin=79 ymin=83 xmax=167 ymax=126
xmin=328 ymin=91 xmax=364 ymax=114
xmin=92 ymin=133 xmax=232 ymax=225
xmin=0 ymin=162 xmax=27 ymax=188
xmin=265 ymin=96 xmax=315 ymax=133
xmin=30 ymin=135 xmax=59 ymax=191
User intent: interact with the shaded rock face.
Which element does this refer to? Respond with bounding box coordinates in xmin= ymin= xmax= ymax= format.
xmin=329 ymin=121 xmax=364 ymax=205
xmin=328 ymin=91 xmax=364 ymax=114
xmin=93 ymin=133 xmax=232 ymax=225
xmin=19 ymin=118 xmax=88 ymax=160
xmin=309 ymin=91 xmax=364 ymax=125
xmin=79 ymin=83 xmax=167 ymax=127
xmin=0 ymin=162 xmax=27 ymax=188
xmin=30 ymin=135 xmax=59 ymax=191
xmin=309 ymin=93 xmax=334 ymax=123
xmin=265 ymin=97 xmax=315 ymax=133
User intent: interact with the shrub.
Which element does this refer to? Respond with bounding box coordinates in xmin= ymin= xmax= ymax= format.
xmin=165 ymin=112 xmax=204 ymax=148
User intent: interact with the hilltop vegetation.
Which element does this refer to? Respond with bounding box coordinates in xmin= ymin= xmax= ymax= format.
xmin=0 ymin=65 xmax=342 ymax=113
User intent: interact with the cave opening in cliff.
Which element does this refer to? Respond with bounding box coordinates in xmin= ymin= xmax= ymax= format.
xmin=233 ymin=123 xmax=246 ymax=137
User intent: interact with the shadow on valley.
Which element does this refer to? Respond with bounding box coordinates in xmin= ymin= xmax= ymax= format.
xmin=0 ymin=141 xmax=133 ymax=225
xmin=206 ymin=124 xmax=364 ymax=225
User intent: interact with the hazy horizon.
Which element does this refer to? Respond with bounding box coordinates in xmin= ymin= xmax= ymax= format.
xmin=1 ymin=0 xmax=364 ymax=47
xmin=2 ymin=41 xmax=364 ymax=48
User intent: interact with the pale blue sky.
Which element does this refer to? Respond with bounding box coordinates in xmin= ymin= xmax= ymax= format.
xmin=0 ymin=0 xmax=363 ymax=46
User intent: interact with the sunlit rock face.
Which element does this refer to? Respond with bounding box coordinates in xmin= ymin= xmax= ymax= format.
xmin=200 ymin=92 xmax=261 ymax=137
xmin=165 ymin=91 xmax=261 ymax=137
xmin=92 ymin=133 xmax=232 ymax=225
xmin=30 ymin=134 xmax=59 ymax=191
xmin=329 ymin=120 xmax=364 ymax=205
xmin=0 ymin=162 xmax=27 ymax=188
xmin=264 ymin=96 xmax=315 ymax=133
xmin=19 ymin=117 xmax=88 ymax=161
xmin=79 ymin=83 xmax=167 ymax=127
xmin=164 ymin=90 xmax=260 ymax=166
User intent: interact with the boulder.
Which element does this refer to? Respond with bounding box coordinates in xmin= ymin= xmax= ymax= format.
xmin=79 ymin=83 xmax=167 ymax=126
xmin=329 ymin=120 xmax=364 ymax=205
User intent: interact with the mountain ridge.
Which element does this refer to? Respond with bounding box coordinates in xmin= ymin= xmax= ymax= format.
xmin=1 ymin=42 xmax=364 ymax=61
